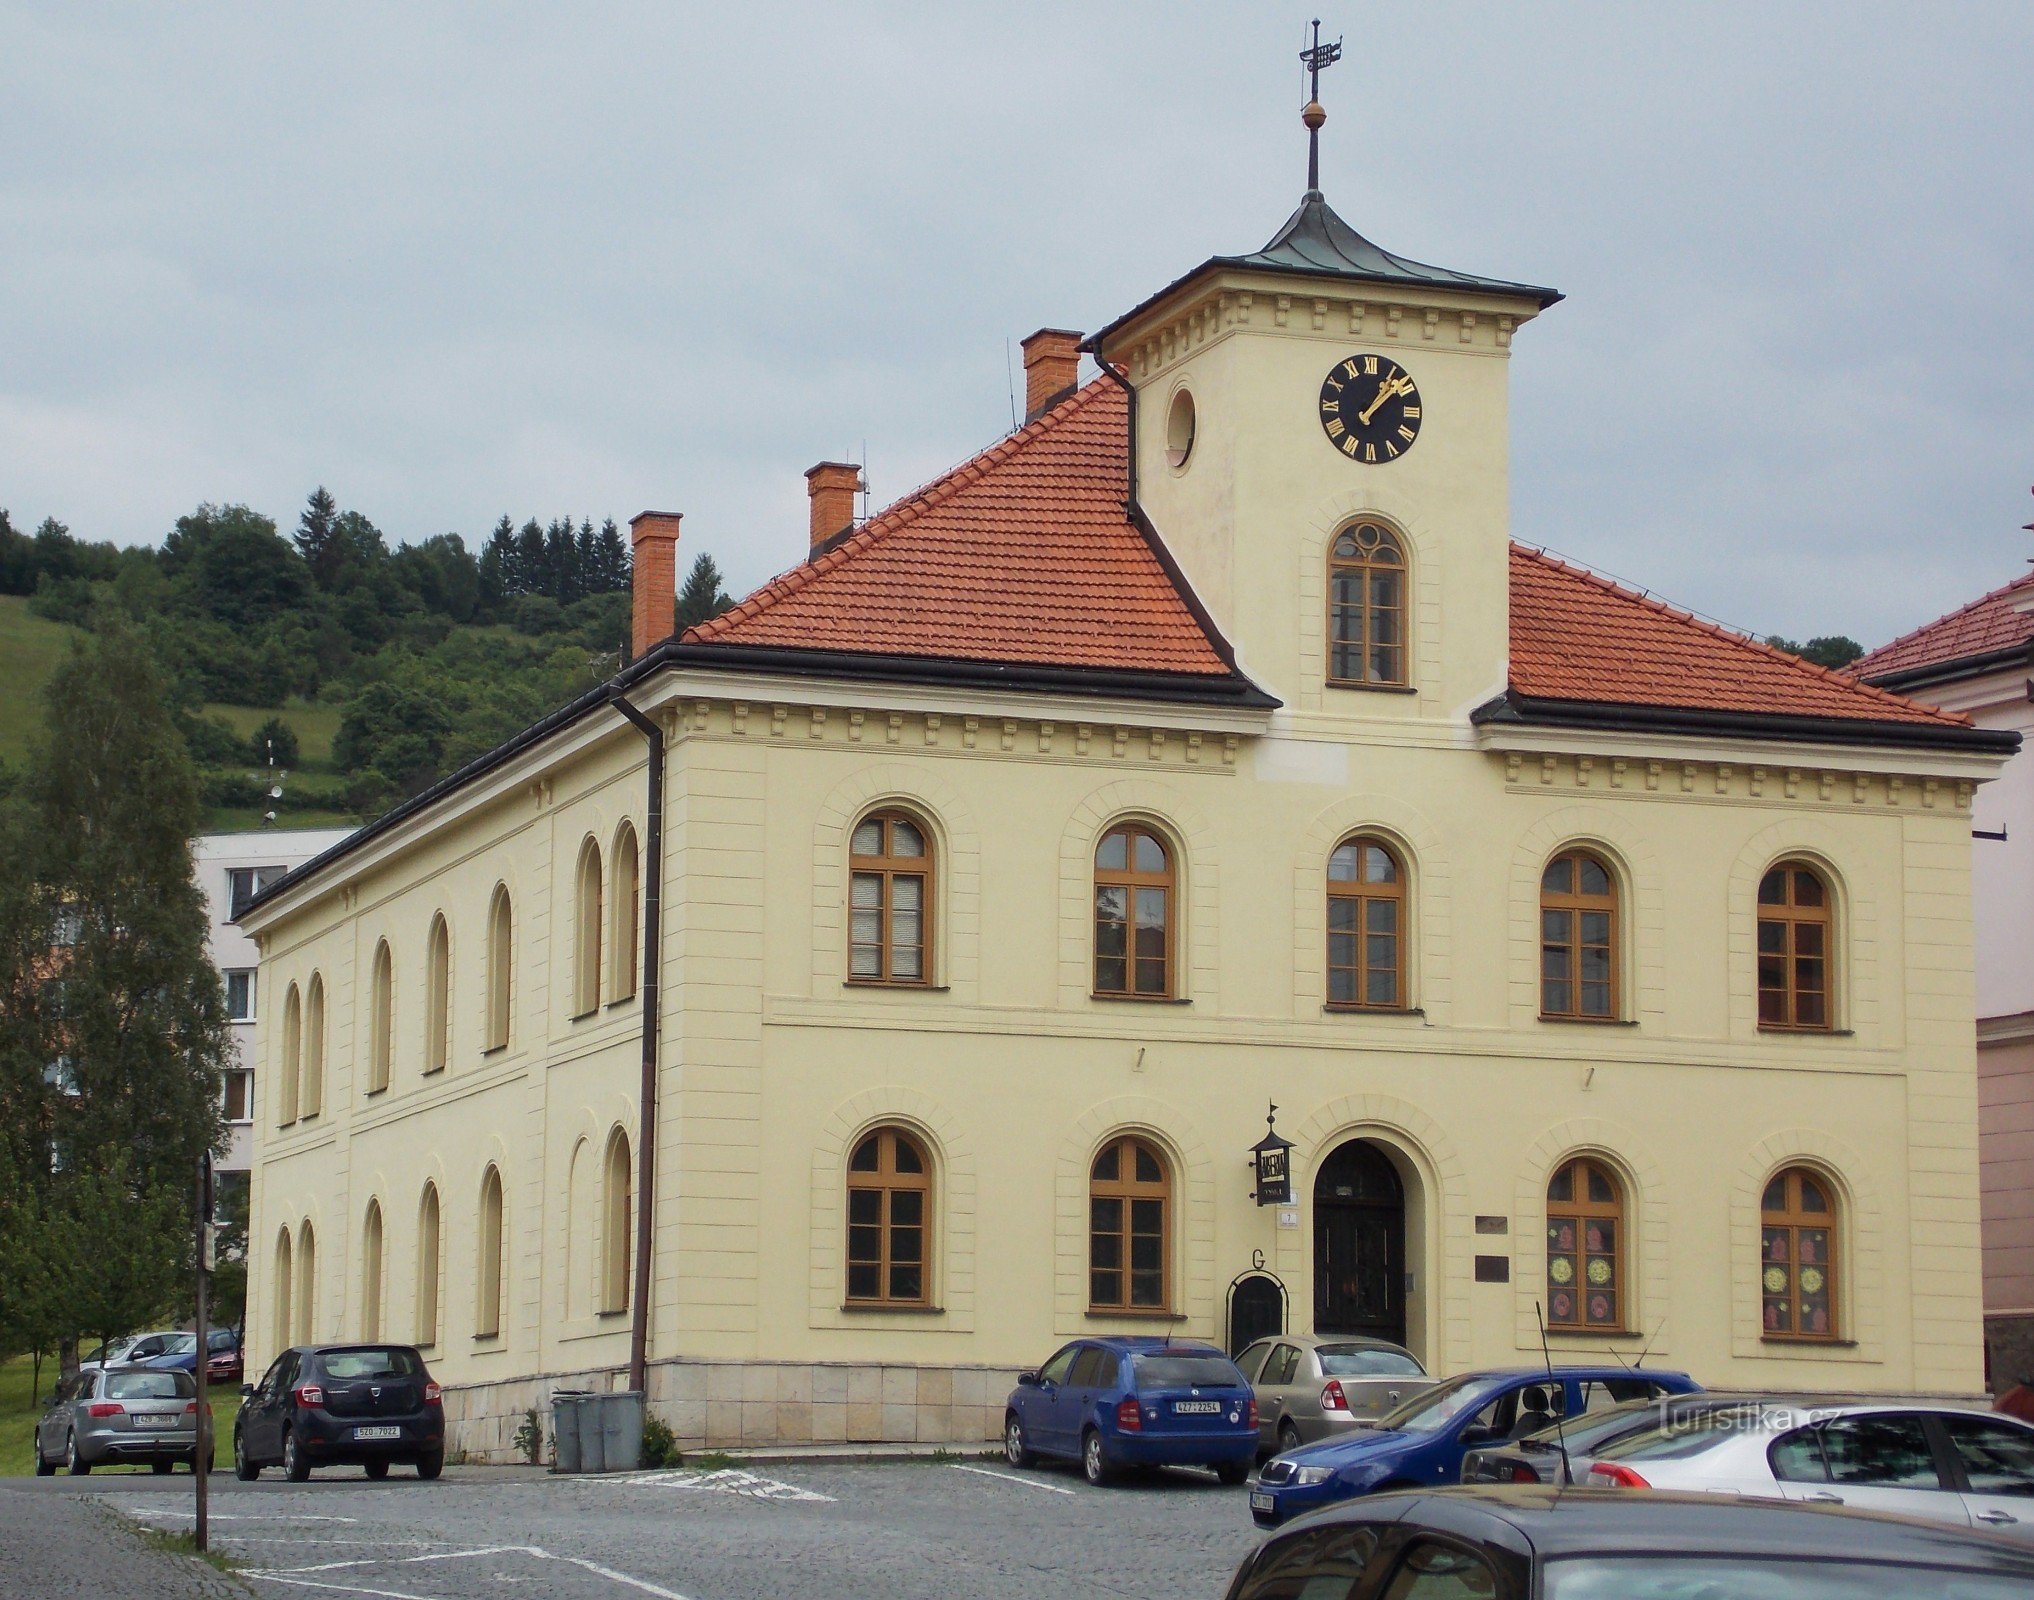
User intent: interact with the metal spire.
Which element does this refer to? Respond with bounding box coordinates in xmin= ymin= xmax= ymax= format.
xmin=1300 ymin=18 xmax=1342 ymax=197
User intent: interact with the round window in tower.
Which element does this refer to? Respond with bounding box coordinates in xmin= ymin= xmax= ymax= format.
xmin=1165 ymin=387 xmax=1197 ymax=470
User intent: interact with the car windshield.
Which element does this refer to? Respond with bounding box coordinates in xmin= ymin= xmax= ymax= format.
xmin=1375 ymin=1373 xmax=1511 ymax=1434
xmin=156 ymin=1334 xmax=197 ymax=1355
xmin=318 ymin=1347 xmax=424 ymax=1380
xmin=1132 ymin=1354 xmax=1241 ymax=1387
xmin=106 ymin=1370 xmax=195 ymax=1400
xmin=1516 ymin=1398 xmax=1704 ymax=1455
xmin=1317 ymin=1346 xmax=1424 ymax=1378
xmin=1544 ymin=1556 xmax=2032 ymax=1599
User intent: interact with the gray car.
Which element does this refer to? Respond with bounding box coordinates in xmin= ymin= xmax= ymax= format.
xmin=33 ymin=1364 xmax=205 ymax=1475
xmin=1235 ymin=1334 xmax=1433 ymax=1452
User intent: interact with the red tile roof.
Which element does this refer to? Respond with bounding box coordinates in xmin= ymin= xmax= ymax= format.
xmin=687 ymin=377 xmax=1233 ymax=677
xmin=1855 ymin=569 xmax=2034 ymax=682
xmin=1507 ymin=545 xmax=1969 ymax=728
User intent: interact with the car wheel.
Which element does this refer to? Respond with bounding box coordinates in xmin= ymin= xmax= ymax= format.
xmin=416 ymin=1448 xmax=444 ymax=1481
xmin=365 ymin=1459 xmax=390 ymax=1480
xmin=34 ymin=1443 xmax=55 ymax=1477
xmin=66 ymin=1433 xmax=90 ymax=1476
xmin=152 ymin=1460 xmax=174 ymax=1475
xmin=283 ymin=1429 xmax=311 ymax=1482
xmin=1081 ymin=1429 xmax=1114 ymax=1487
xmin=1277 ymin=1418 xmax=1302 ymax=1454
xmin=234 ymin=1427 xmax=260 ymax=1481
xmin=1215 ymin=1460 xmax=1251 ymax=1486
xmin=1003 ymin=1414 xmax=1036 ymax=1469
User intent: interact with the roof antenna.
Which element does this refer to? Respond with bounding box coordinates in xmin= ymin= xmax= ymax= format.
xmin=1005 ymin=339 xmax=1019 ymax=432
xmin=1299 ymin=18 xmax=1342 ymax=197
xmin=1536 ymin=1300 xmax=1575 ymax=1491
xmin=860 ymin=439 xmax=870 ymax=524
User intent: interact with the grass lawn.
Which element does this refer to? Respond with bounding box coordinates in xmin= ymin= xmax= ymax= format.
xmin=0 ymin=595 xmax=82 ymax=766
xmin=204 ymin=697 xmax=342 ymax=767
xmin=1 ymin=1352 xmax=243 ymax=1477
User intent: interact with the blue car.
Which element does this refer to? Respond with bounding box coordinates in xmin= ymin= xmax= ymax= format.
xmin=1248 ymin=1365 xmax=1698 ymax=1525
xmin=1003 ymin=1337 xmax=1258 ymax=1486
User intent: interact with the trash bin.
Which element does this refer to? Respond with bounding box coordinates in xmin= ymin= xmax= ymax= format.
xmin=578 ymin=1395 xmax=606 ymax=1474
xmin=550 ymin=1390 xmax=589 ymax=1474
xmin=601 ymin=1390 xmax=645 ymax=1474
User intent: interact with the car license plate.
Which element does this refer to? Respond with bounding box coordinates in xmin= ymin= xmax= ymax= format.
xmin=133 ymin=1414 xmax=179 ymax=1429
xmin=353 ymin=1425 xmax=402 ymax=1441
xmin=1174 ymin=1400 xmax=1221 ymax=1414
xmin=1251 ymin=1492 xmax=1275 ymax=1513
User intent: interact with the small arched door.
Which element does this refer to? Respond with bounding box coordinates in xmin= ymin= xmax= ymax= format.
xmin=1314 ymin=1139 xmax=1406 ymax=1345
xmin=1227 ymin=1273 xmax=1286 ymax=1357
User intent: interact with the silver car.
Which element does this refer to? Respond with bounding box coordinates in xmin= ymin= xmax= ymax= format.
xmin=1235 ymin=1334 xmax=1433 ymax=1452
xmin=1585 ymin=1400 xmax=2034 ymax=1543
xmin=33 ymin=1364 xmax=205 ymax=1475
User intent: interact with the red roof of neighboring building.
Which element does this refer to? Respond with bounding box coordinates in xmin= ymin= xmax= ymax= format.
xmin=1855 ymin=569 xmax=2034 ymax=683
xmin=1507 ymin=545 xmax=1968 ymax=728
xmin=687 ymin=377 xmax=1232 ymax=677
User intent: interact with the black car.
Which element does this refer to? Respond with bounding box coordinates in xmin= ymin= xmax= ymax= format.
xmin=1222 ymin=1485 xmax=2034 ymax=1600
xmin=236 ymin=1344 xmax=444 ymax=1481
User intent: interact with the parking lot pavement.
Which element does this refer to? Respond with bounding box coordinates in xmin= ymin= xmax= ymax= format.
xmin=0 ymin=1480 xmax=247 ymax=1600
xmin=26 ymin=1457 xmax=1269 ymax=1600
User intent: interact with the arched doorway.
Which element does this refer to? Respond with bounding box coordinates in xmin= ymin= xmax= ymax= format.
xmin=1314 ymin=1139 xmax=1407 ymax=1345
xmin=1227 ymin=1272 xmax=1286 ymax=1357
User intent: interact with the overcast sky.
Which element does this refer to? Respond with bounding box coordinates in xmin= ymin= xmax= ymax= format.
xmin=3 ymin=2 xmax=2030 ymax=649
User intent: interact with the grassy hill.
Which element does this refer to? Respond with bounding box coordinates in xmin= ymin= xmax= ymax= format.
xmin=0 ymin=595 xmax=82 ymax=767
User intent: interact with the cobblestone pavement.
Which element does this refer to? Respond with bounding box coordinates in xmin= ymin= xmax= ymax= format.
xmin=0 ymin=1479 xmax=248 ymax=1598
xmin=19 ymin=1457 xmax=1269 ymax=1600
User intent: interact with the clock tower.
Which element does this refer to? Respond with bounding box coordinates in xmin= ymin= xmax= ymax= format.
xmin=1087 ymin=74 xmax=1560 ymax=727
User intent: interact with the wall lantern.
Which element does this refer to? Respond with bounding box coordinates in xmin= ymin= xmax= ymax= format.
xmin=1251 ymin=1102 xmax=1294 ymax=1206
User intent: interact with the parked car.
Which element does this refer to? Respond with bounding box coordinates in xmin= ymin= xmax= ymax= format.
xmin=1002 ymin=1337 xmax=1258 ymax=1486
xmin=1462 ymin=1389 xmax=1756 ymax=1486
xmin=34 ymin=1365 xmax=208 ymax=1476
xmin=145 ymin=1327 xmax=242 ymax=1384
xmin=1221 ymin=1485 xmax=2034 ymax=1600
xmin=235 ymin=1344 xmax=445 ymax=1481
xmin=208 ymin=1331 xmax=245 ymax=1387
xmin=1234 ymin=1334 xmax=1432 ymax=1452
xmin=1247 ymin=1366 xmax=1697 ymax=1526
xmin=83 ymin=1329 xmax=181 ymax=1368
xmin=1585 ymin=1400 xmax=2034 ymax=1542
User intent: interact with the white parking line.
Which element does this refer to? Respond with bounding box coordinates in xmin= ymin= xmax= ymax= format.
xmin=949 ymin=1463 xmax=1076 ymax=1496
xmin=242 ymin=1543 xmax=699 ymax=1600
xmin=591 ymin=1467 xmax=833 ymax=1503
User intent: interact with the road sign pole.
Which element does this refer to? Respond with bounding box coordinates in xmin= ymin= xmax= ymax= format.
xmin=194 ymin=1151 xmax=212 ymax=1552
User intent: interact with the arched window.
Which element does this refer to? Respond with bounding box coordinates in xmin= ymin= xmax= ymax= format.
xmin=279 ymin=983 xmax=302 ymax=1125
xmin=486 ymin=887 xmax=513 ymax=1051
xmin=361 ymin=1200 xmax=384 ymax=1341
xmin=1547 ymin=1157 xmax=1625 ymax=1332
xmin=296 ymin=1221 xmax=317 ymax=1345
xmin=1327 ymin=521 xmax=1407 ymax=687
xmin=602 ymin=1130 xmax=633 ymax=1314
xmin=302 ymin=975 xmax=326 ymax=1117
xmin=1762 ymin=1167 xmax=1838 ymax=1339
xmin=1759 ymin=861 xmax=1834 ymax=1030
xmin=273 ymin=1228 xmax=293 ymax=1347
xmin=476 ymin=1166 xmax=505 ymax=1339
xmin=849 ymin=810 xmax=932 ymax=984
xmin=425 ymin=915 xmax=450 ymax=1074
xmin=845 ymin=1127 xmax=930 ymax=1306
xmin=574 ymin=839 xmax=603 ymax=1017
xmin=1089 ymin=1135 xmax=1170 ymax=1311
xmin=1328 ymin=835 xmax=1405 ymax=1009
xmin=367 ymin=941 xmax=393 ymax=1094
xmin=416 ymin=1183 xmax=441 ymax=1348
xmin=1540 ymin=850 xmax=1619 ymax=1020
xmin=1094 ymin=823 xmax=1174 ymax=999
xmin=611 ymin=825 xmax=640 ymax=1003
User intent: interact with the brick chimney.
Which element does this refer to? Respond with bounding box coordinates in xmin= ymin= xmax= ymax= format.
xmin=628 ymin=510 xmax=681 ymax=656
xmin=1021 ymin=328 xmax=1083 ymax=421
xmin=806 ymin=462 xmax=862 ymax=549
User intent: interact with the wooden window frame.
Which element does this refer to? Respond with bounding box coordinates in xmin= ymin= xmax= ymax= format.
xmin=574 ymin=839 xmax=603 ymax=1019
xmin=1540 ymin=850 xmax=1621 ymax=1020
xmin=1093 ymin=823 xmax=1176 ymax=1000
xmin=847 ymin=810 xmax=934 ymax=987
xmin=1546 ymin=1156 xmax=1628 ymax=1333
xmin=1327 ymin=834 xmax=1407 ymax=1011
xmin=1326 ymin=520 xmax=1410 ymax=688
xmin=367 ymin=941 xmax=393 ymax=1094
xmin=844 ymin=1127 xmax=933 ymax=1308
xmin=1088 ymin=1134 xmax=1172 ymax=1313
xmin=1761 ymin=1166 xmax=1840 ymax=1341
xmin=1758 ymin=861 xmax=1834 ymax=1032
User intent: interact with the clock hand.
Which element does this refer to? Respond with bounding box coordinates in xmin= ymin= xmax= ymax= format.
xmin=1359 ymin=375 xmax=1411 ymax=426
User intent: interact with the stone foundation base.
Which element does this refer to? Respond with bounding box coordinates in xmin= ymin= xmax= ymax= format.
xmin=439 ymin=1359 xmax=1021 ymax=1465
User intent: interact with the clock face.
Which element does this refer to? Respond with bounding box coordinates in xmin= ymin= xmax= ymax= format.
xmin=1319 ymin=354 xmax=1422 ymax=464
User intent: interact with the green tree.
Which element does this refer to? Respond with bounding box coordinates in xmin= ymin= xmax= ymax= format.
xmin=161 ymin=503 xmax=310 ymax=632
xmin=249 ymin=715 xmax=301 ymax=769
xmin=1767 ymin=634 xmax=1865 ymax=671
xmin=675 ymin=553 xmax=734 ymax=630
xmin=294 ymin=487 xmax=343 ymax=586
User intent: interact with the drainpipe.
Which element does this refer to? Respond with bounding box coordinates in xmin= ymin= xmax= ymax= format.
xmin=611 ymin=691 xmax=664 ymax=1396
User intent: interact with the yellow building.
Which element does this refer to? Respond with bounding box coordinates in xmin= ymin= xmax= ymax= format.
xmin=239 ymin=172 xmax=2018 ymax=1459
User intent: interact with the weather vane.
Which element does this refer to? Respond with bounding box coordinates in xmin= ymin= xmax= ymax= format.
xmin=1300 ymin=18 xmax=1343 ymax=196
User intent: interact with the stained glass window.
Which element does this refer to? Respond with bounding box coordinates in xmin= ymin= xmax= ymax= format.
xmin=1761 ymin=1166 xmax=1837 ymax=1339
xmin=1547 ymin=1157 xmax=1624 ymax=1330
